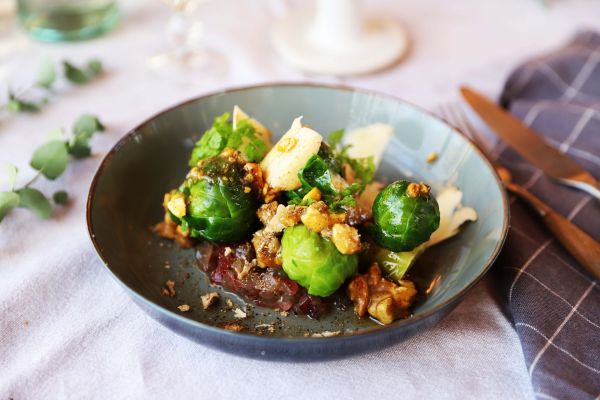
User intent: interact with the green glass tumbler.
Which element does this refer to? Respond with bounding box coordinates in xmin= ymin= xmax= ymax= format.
xmin=17 ymin=0 xmax=119 ymax=42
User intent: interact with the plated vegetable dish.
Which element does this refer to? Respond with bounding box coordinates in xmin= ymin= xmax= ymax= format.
xmin=154 ymin=106 xmax=477 ymax=325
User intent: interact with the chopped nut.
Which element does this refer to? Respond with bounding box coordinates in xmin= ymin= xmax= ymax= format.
xmin=178 ymin=304 xmax=190 ymax=312
xmin=302 ymin=187 xmax=322 ymax=202
xmin=162 ymin=280 xmax=176 ymax=297
xmin=233 ymin=259 xmax=254 ymax=279
xmin=252 ymin=230 xmax=282 ymax=268
xmin=201 ymin=292 xmax=220 ymax=310
xmin=407 ymin=182 xmax=430 ymax=198
xmin=264 ymin=204 xmax=305 ymax=233
xmin=166 ymin=193 xmax=186 ymax=219
xmin=280 ymin=310 xmax=289 ymax=317
xmin=347 ymin=263 xmax=417 ymax=325
xmin=368 ymin=293 xmax=394 ymax=324
xmin=154 ymin=217 xmax=193 ymax=248
xmin=257 ymin=202 xmax=279 ymax=225
xmin=331 ymin=223 xmax=361 ymax=254
xmin=233 ymin=308 xmax=247 ymax=319
xmin=222 ymin=323 xmax=244 ymax=332
xmin=224 ymin=246 xmax=232 ymax=256
xmin=301 ymin=202 xmax=330 ymax=232
xmin=348 ymin=275 xmax=369 ymax=317
xmin=426 ymin=152 xmax=438 ymax=163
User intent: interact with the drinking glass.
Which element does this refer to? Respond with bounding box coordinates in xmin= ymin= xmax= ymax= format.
xmin=17 ymin=0 xmax=119 ymax=42
xmin=146 ymin=0 xmax=226 ymax=84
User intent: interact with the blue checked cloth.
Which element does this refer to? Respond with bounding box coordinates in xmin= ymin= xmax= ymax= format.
xmin=497 ymin=30 xmax=600 ymax=400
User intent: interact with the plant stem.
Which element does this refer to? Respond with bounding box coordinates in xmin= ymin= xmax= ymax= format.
xmin=23 ymin=171 xmax=42 ymax=188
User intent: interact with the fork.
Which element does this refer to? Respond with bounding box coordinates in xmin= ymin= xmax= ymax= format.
xmin=437 ymin=101 xmax=600 ymax=280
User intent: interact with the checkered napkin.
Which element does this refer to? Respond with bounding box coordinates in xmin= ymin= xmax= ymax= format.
xmin=495 ymin=30 xmax=600 ymax=399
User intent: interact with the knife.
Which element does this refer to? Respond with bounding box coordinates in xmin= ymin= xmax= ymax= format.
xmin=460 ymin=86 xmax=600 ymax=200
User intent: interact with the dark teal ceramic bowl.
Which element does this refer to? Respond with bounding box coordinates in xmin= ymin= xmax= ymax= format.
xmin=87 ymin=83 xmax=508 ymax=361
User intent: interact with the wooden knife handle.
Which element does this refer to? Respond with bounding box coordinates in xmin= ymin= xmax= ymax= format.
xmin=507 ymin=183 xmax=600 ymax=281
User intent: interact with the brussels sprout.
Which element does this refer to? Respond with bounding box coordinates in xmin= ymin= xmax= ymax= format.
xmin=371 ymin=180 xmax=440 ymax=252
xmin=175 ymin=155 xmax=259 ymax=242
xmin=281 ymin=225 xmax=358 ymax=297
xmin=362 ymin=242 xmax=426 ymax=283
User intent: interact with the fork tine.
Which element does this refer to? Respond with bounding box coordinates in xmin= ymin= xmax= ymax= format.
xmin=438 ymin=101 xmax=496 ymax=163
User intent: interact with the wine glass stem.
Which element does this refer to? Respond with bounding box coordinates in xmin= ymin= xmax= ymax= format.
xmin=167 ymin=8 xmax=203 ymax=61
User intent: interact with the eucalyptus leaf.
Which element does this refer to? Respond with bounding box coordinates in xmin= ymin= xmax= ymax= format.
xmin=48 ymin=128 xmax=64 ymax=141
xmin=17 ymin=187 xmax=53 ymax=219
xmin=66 ymin=138 xmax=91 ymax=158
xmin=63 ymin=61 xmax=89 ymax=84
xmin=53 ymin=190 xmax=69 ymax=205
xmin=73 ymin=114 xmax=104 ymax=136
xmin=7 ymin=93 xmax=40 ymax=113
xmin=0 ymin=191 xmax=20 ymax=222
xmin=5 ymin=163 xmax=17 ymax=191
xmin=37 ymin=58 xmax=57 ymax=89
xmin=30 ymin=140 xmax=69 ymax=179
xmin=86 ymin=59 xmax=103 ymax=76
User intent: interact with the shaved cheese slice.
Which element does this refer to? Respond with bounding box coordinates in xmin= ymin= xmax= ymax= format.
xmin=343 ymin=123 xmax=393 ymax=167
xmin=260 ymin=117 xmax=322 ymax=191
xmin=233 ymin=105 xmax=272 ymax=147
xmin=427 ymin=186 xmax=478 ymax=247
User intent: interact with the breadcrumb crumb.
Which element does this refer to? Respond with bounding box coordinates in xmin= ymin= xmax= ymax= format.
xmin=233 ymin=308 xmax=247 ymax=319
xmin=162 ymin=280 xmax=176 ymax=297
xmin=178 ymin=304 xmax=190 ymax=312
xmin=311 ymin=330 xmax=341 ymax=338
xmin=223 ymin=323 xmax=244 ymax=332
xmin=201 ymin=292 xmax=220 ymax=310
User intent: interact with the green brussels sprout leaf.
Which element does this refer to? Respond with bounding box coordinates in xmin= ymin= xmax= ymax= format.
xmin=281 ymin=225 xmax=358 ymax=297
xmin=362 ymin=242 xmax=426 ymax=283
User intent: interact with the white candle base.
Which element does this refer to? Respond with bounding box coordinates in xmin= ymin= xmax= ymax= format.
xmin=271 ymin=8 xmax=409 ymax=76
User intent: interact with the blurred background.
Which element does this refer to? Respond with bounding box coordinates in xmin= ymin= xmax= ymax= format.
xmin=0 ymin=0 xmax=598 ymax=129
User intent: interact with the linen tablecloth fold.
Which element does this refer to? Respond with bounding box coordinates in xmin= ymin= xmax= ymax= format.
xmin=497 ymin=30 xmax=600 ymax=400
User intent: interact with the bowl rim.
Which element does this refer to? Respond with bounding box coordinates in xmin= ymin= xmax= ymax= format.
xmin=86 ymin=81 xmax=509 ymax=344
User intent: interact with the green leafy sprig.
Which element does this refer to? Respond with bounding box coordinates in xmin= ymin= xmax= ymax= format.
xmin=326 ymin=129 xmax=376 ymax=188
xmin=0 ymin=114 xmax=104 ymax=222
xmin=4 ymin=58 xmax=104 ymax=115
